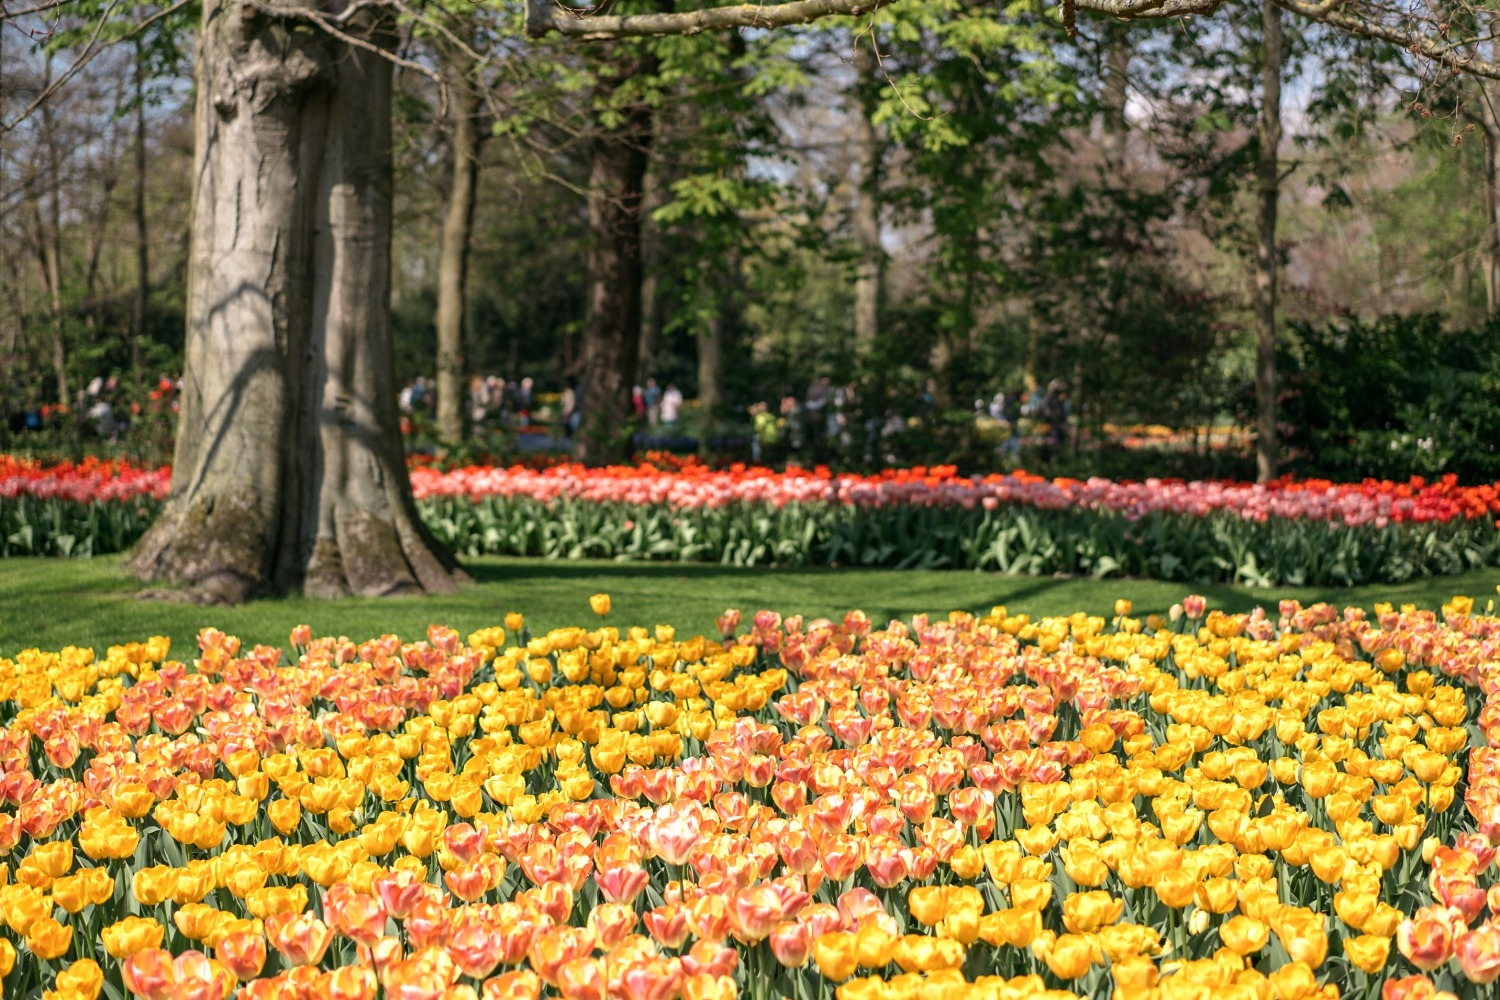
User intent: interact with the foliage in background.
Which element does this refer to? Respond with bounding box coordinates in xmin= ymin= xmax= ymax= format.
xmin=1278 ymin=313 xmax=1500 ymax=483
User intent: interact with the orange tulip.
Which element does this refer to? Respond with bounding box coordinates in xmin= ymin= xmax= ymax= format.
xmin=483 ymin=971 xmax=543 ymax=1000
xmin=1398 ymin=906 xmax=1462 ymax=972
xmin=769 ymin=921 xmax=812 ymax=968
xmin=1456 ymin=923 xmax=1500 ymax=984
xmin=266 ymin=911 xmax=335 ymax=967
xmin=557 ymin=957 xmax=607 ymax=1000
xmin=215 ymin=930 xmax=267 ymax=980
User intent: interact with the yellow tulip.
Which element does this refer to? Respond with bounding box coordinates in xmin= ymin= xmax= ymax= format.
xmin=1062 ymin=891 xmax=1124 ymax=934
xmin=1040 ymin=933 xmax=1094 ymax=980
xmin=54 ymin=958 xmax=105 ymax=1000
xmin=1343 ymin=934 xmax=1390 ymax=974
xmin=814 ymin=932 xmax=859 ymax=981
xmin=26 ymin=915 xmax=73 ymax=960
xmin=1219 ymin=915 xmax=1270 ymax=956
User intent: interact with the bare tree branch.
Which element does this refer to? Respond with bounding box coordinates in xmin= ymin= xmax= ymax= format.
xmin=522 ymin=0 xmax=1236 ymax=41
xmin=1278 ymin=0 xmax=1500 ymax=79
xmin=0 ymin=0 xmax=193 ymax=132
xmin=525 ymin=0 xmax=901 ymax=40
xmin=1 ymin=0 xmax=118 ymax=132
xmin=0 ymin=0 xmax=72 ymax=24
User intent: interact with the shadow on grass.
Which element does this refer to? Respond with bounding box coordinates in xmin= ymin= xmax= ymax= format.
xmin=457 ymin=557 xmax=1288 ymax=617
xmin=459 ymin=559 xmax=847 ymax=584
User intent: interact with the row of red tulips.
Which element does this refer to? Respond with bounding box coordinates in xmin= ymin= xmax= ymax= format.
xmin=7 ymin=457 xmax=1499 ymax=530
xmin=5 ymin=457 xmax=1500 ymax=585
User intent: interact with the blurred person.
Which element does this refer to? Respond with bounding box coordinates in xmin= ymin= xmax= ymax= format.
xmin=804 ymin=377 xmax=828 ymax=450
xmin=780 ymin=393 xmax=804 ymax=451
xmin=567 ymin=383 xmax=583 ymax=436
xmin=88 ymin=393 xmax=119 ymax=442
xmin=751 ymin=402 xmax=778 ymax=463
xmin=644 ymin=377 xmax=662 ymax=427
xmin=1043 ymin=379 xmax=1070 ymax=447
xmin=660 ymin=383 xmax=683 ymax=426
xmin=468 ymin=374 xmax=491 ymax=428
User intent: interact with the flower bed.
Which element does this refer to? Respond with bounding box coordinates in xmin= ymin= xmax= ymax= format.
xmin=7 ymin=456 xmax=1500 ymax=585
xmin=0 ymin=457 xmax=168 ymax=557
xmin=2 ymin=594 xmax=1500 ymax=999
xmin=418 ymin=465 xmax=1500 ymax=586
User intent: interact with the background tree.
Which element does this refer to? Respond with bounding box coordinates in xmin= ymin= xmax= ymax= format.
xmin=9 ymin=0 xmax=1500 ymax=604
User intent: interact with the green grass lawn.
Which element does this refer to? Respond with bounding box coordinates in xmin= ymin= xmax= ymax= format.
xmin=3 ymin=555 xmax=1498 ymax=658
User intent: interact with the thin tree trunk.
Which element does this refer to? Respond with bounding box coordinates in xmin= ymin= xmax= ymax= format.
xmin=852 ymin=41 xmax=881 ymax=350
xmin=133 ymin=44 xmax=149 ymax=370
xmin=128 ymin=0 xmax=462 ymax=603
xmin=638 ymin=152 xmax=663 ymax=377
xmin=1101 ymin=27 xmax=1129 ymax=174
xmin=1254 ymin=0 xmax=1282 ymax=484
xmin=1482 ymin=115 xmax=1500 ymax=316
xmin=82 ymin=144 xmax=122 ymax=334
xmin=435 ymin=51 xmax=483 ymax=446
xmin=1090 ymin=26 xmax=1132 ymax=454
xmin=698 ymin=299 xmax=723 ymax=424
xmin=576 ymin=55 xmax=655 ymax=463
xmin=0 ymin=27 xmax=12 ymax=362
xmin=38 ymin=65 xmax=69 ymax=408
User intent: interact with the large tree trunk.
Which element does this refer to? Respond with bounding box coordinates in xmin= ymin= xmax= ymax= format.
xmin=435 ymin=50 xmax=484 ymax=446
xmin=852 ymin=41 xmax=881 ymax=350
xmin=1254 ymin=0 xmax=1282 ymax=484
xmin=575 ymin=60 xmax=655 ymax=464
xmin=127 ymin=0 xmax=464 ymax=604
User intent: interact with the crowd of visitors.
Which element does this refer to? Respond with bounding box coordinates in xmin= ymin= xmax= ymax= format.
xmin=400 ymin=374 xmax=690 ymax=442
xmin=8 ymin=363 xmax=1072 ymax=469
xmin=976 ymin=378 xmax=1072 ymax=459
xmin=3 ymin=373 xmax=180 ymax=445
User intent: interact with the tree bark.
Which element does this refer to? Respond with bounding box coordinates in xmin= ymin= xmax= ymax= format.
xmin=1478 ymin=61 xmax=1500 ymax=318
xmin=82 ymin=125 xmax=123 ymax=334
xmin=575 ymin=55 xmax=656 ymax=463
xmin=435 ymin=49 xmax=484 ymax=446
xmin=127 ymin=0 xmax=464 ymax=603
xmin=638 ymin=152 xmax=664 ymax=377
xmin=1254 ymin=0 xmax=1282 ymax=484
xmin=133 ymin=42 xmax=150 ymax=371
xmin=852 ymin=41 xmax=881 ymax=350
xmin=698 ymin=298 xmax=723 ymax=419
xmin=1101 ymin=26 xmax=1129 ymax=174
xmin=1484 ymin=121 xmax=1500 ymax=316
xmin=37 ymin=63 xmax=69 ymax=408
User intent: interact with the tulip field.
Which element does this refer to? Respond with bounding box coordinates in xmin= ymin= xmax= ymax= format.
xmin=6 ymin=456 xmax=1500 ymax=586
xmin=4 ymin=592 xmax=1500 ymax=1000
